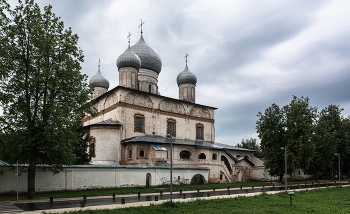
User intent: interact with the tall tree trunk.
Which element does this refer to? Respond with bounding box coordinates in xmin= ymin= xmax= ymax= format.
xmin=279 ymin=172 xmax=283 ymax=183
xmin=27 ymin=147 xmax=37 ymax=199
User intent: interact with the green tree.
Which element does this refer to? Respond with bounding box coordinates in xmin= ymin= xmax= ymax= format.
xmin=0 ymin=0 xmax=92 ymax=198
xmin=306 ymin=105 xmax=341 ymax=180
xmin=256 ymin=96 xmax=316 ymax=182
xmin=236 ymin=138 xmax=263 ymax=158
xmin=256 ymin=103 xmax=286 ymax=182
xmin=73 ymin=123 xmax=93 ymax=165
xmin=283 ymin=96 xmax=316 ymax=173
xmin=339 ymin=117 xmax=350 ymax=178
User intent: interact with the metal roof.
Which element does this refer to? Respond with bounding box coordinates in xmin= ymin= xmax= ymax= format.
xmin=87 ymin=119 xmax=122 ymax=127
xmin=89 ymin=65 xmax=109 ymax=89
xmin=151 ymin=144 xmax=167 ymax=151
xmin=117 ymin=45 xmax=141 ymax=70
xmin=155 ymin=161 xmax=170 ymax=167
xmin=123 ymin=135 xmax=255 ymax=152
xmin=177 ymin=64 xmax=197 ymax=85
xmin=130 ymin=35 xmax=162 ymax=74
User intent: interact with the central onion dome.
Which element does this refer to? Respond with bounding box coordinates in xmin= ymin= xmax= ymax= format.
xmin=117 ymin=45 xmax=141 ymax=70
xmin=89 ymin=64 xmax=109 ymax=89
xmin=177 ymin=64 xmax=197 ymax=85
xmin=130 ymin=35 xmax=162 ymax=74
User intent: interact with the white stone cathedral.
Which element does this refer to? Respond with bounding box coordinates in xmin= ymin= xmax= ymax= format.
xmin=83 ymin=29 xmax=264 ymax=184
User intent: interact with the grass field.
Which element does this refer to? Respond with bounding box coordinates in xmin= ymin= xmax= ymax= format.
xmin=50 ymin=186 xmax=350 ymax=214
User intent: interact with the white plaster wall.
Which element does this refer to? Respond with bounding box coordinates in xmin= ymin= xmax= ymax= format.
xmin=90 ymin=126 xmax=121 ymax=163
xmin=0 ymin=165 xmax=209 ymax=193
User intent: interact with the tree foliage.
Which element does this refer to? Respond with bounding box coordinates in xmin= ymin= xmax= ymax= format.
xmin=0 ymin=0 xmax=92 ymax=198
xmin=305 ymin=105 xmax=342 ymax=180
xmin=256 ymin=96 xmax=350 ymax=181
xmin=256 ymin=103 xmax=286 ymax=181
xmin=256 ymin=96 xmax=317 ymax=181
xmin=236 ymin=138 xmax=263 ymax=158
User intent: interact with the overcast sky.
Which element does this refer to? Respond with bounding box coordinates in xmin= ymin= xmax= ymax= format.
xmin=5 ymin=0 xmax=350 ymax=146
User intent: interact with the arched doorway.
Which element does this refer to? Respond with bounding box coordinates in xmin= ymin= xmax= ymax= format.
xmin=146 ymin=173 xmax=151 ymax=187
xmin=190 ymin=174 xmax=205 ymax=184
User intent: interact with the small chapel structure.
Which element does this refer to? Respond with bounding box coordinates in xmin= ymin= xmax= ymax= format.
xmin=83 ymin=25 xmax=264 ymax=184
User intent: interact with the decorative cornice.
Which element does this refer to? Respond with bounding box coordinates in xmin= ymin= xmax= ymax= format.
xmin=83 ymin=101 xmax=215 ymax=123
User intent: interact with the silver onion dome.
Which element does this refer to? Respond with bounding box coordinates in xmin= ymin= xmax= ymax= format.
xmin=89 ymin=64 xmax=109 ymax=89
xmin=177 ymin=64 xmax=197 ymax=85
xmin=117 ymin=45 xmax=141 ymax=70
xmin=130 ymin=35 xmax=162 ymax=74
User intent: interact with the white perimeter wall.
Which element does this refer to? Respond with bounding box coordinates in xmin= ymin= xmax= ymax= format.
xmin=0 ymin=165 xmax=209 ymax=193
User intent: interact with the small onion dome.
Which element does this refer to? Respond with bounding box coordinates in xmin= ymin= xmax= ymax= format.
xmin=130 ymin=34 xmax=162 ymax=74
xmin=177 ymin=64 xmax=197 ymax=85
xmin=116 ymin=45 xmax=141 ymax=70
xmin=89 ymin=65 xmax=109 ymax=89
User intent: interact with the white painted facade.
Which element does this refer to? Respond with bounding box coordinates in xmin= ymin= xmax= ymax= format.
xmin=0 ymin=164 xmax=208 ymax=193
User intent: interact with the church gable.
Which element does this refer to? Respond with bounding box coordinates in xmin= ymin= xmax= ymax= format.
xmin=104 ymin=92 xmax=118 ymax=110
xmin=159 ymin=99 xmax=185 ymax=114
xmin=190 ymin=105 xmax=211 ymax=119
xmin=125 ymin=91 xmax=153 ymax=108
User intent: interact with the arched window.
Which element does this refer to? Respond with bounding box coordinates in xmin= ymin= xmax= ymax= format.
xmin=198 ymin=153 xmax=206 ymax=159
xmin=167 ymin=119 xmax=176 ymax=137
xmin=212 ymin=153 xmax=217 ymax=160
xmin=180 ymin=150 xmax=190 ymax=159
xmin=139 ymin=150 xmax=145 ymax=157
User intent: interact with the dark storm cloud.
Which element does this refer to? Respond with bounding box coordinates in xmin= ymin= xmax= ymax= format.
xmin=3 ymin=0 xmax=350 ymax=146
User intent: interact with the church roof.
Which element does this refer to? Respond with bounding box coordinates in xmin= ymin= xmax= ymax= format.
xmin=177 ymin=64 xmax=197 ymax=85
xmin=87 ymin=119 xmax=122 ymax=127
xmin=93 ymin=85 xmax=218 ymax=110
xmin=130 ymin=34 xmax=162 ymax=74
xmin=89 ymin=63 xmax=109 ymax=89
xmin=122 ymin=135 xmax=255 ymax=152
xmin=117 ymin=45 xmax=141 ymax=70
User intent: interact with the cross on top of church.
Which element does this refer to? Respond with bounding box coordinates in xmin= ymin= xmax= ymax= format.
xmin=139 ymin=19 xmax=145 ymax=34
xmin=127 ymin=32 xmax=131 ymax=45
xmin=185 ymin=53 xmax=189 ymax=65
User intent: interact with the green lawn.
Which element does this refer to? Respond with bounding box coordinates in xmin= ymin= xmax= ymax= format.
xmin=52 ymin=186 xmax=350 ymax=214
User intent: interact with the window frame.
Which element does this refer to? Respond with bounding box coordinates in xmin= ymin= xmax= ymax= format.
xmin=196 ymin=124 xmax=204 ymax=140
xmin=89 ymin=137 xmax=96 ymax=157
xmin=167 ymin=119 xmax=176 ymax=137
xmin=198 ymin=153 xmax=206 ymax=159
xmin=180 ymin=150 xmax=191 ymax=159
xmin=134 ymin=114 xmax=145 ymax=133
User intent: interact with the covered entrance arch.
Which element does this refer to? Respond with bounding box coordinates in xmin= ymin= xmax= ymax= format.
xmin=190 ymin=174 xmax=205 ymax=184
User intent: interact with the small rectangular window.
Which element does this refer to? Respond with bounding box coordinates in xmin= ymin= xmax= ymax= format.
xmin=167 ymin=119 xmax=176 ymax=136
xmin=196 ymin=124 xmax=204 ymax=140
xmin=135 ymin=115 xmax=144 ymax=132
xmin=89 ymin=143 xmax=95 ymax=157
